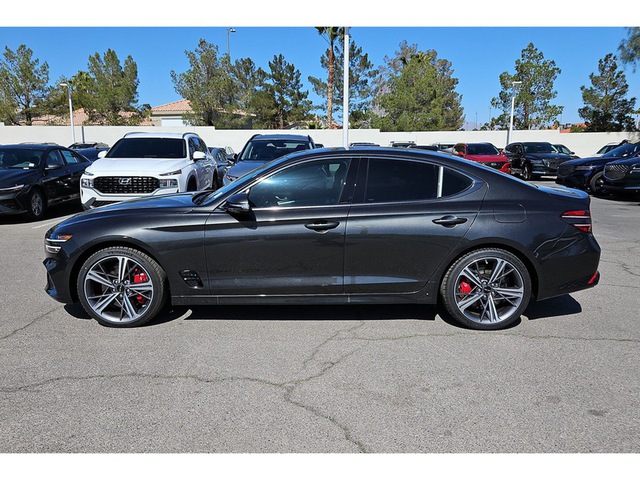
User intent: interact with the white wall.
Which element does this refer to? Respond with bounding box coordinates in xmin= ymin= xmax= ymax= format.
xmin=1 ymin=125 xmax=638 ymax=158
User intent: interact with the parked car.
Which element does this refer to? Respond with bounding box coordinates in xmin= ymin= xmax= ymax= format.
xmin=69 ymin=142 xmax=110 ymax=162
xmin=601 ymin=141 xmax=640 ymax=196
xmin=432 ymin=143 xmax=456 ymax=153
xmin=408 ymin=145 xmax=439 ymax=152
xmin=452 ymin=142 xmax=510 ymax=173
xmin=44 ymin=146 xmax=600 ymax=330
xmin=389 ymin=141 xmax=415 ymax=148
xmin=556 ymin=140 xmax=640 ymax=195
xmin=0 ymin=143 xmax=91 ymax=220
xmin=80 ymin=132 xmax=214 ymax=209
xmin=208 ymin=146 xmax=235 ymax=189
xmin=594 ymin=140 xmax=627 ymax=157
xmin=552 ymin=144 xmax=579 ymax=159
xmin=223 ymin=134 xmax=315 ymax=186
xmin=504 ymin=141 xmax=572 ymax=180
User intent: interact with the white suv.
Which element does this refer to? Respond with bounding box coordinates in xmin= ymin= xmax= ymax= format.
xmin=80 ymin=132 xmax=214 ymax=209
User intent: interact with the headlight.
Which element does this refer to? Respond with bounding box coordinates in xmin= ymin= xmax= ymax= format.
xmin=575 ymin=165 xmax=596 ymax=171
xmin=81 ymin=177 xmax=93 ymax=187
xmin=225 ymin=174 xmax=238 ymax=182
xmin=44 ymin=233 xmax=73 ymax=254
xmin=0 ymin=184 xmax=25 ymax=193
xmin=160 ymin=169 xmax=182 ymax=176
xmin=158 ymin=178 xmax=178 ymax=188
xmin=630 ymin=164 xmax=640 ymax=173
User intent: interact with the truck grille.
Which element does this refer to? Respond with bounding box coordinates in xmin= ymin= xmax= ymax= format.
xmin=603 ymin=164 xmax=629 ymax=181
xmin=93 ymin=176 xmax=159 ymax=194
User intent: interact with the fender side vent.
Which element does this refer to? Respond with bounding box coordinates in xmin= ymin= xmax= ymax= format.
xmin=179 ymin=270 xmax=204 ymax=288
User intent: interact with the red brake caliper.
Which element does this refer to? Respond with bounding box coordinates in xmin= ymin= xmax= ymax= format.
xmin=459 ymin=281 xmax=472 ymax=296
xmin=133 ymin=270 xmax=148 ymax=306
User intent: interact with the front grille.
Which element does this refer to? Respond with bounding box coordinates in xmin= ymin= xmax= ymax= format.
xmin=92 ymin=201 xmax=119 ymax=208
xmin=604 ymin=164 xmax=629 ymax=180
xmin=557 ymin=164 xmax=575 ymax=176
xmin=93 ymin=176 xmax=159 ymax=194
xmin=543 ymin=159 xmax=560 ymax=169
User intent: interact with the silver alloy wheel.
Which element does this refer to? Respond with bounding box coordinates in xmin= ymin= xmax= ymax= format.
xmin=30 ymin=192 xmax=44 ymax=217
xmin=453 ymin=256 xmax=525 ymax=325
xmin=83 ymin=255 xmax=154 ymax=323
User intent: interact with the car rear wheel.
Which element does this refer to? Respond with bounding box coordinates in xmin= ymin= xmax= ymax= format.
xmin=440 ymin=248 xmax=532 ymax=330
xmin=77 ymin=247 xmax=168 ymax=327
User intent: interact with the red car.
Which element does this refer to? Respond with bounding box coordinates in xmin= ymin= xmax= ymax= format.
xmin=452 ymin=142 xmax=511 ymax=173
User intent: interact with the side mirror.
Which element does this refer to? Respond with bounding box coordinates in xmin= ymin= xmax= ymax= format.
xmin=226 ymin=154 xmax=237 ymax=165
xmin=193 ymin=151 xmax=206 ymax=161
xmin=45 ymin=164 xmax=63 ymax=171
xmin=97 ymin=150 xmax=108 ymax=159
xmin=223 ymin=192 xmax=251 ymax=214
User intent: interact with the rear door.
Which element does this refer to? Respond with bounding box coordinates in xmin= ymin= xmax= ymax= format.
xmin=344 ymin=156 xmax=485 ymax=294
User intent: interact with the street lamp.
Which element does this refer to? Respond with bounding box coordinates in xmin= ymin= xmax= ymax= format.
xmin=506 ymin=81 xmax=522 ymax=146
xmin=226 ymin=28 xmax=236 ymax=57
xmin=59 ymin=82 xmax=75 ymax=144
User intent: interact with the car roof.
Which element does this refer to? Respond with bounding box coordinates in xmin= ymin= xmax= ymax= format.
xmin=122 ymin=132 xmax=197 ymax=139
xmin=248 ymin=134 xmax=313 ymax=142
xmin=1 ymin=143 xmax=61 ymax=150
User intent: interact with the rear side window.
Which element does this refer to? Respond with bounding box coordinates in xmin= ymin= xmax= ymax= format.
xmin=363 ymin=158 xmax=472 ymax=203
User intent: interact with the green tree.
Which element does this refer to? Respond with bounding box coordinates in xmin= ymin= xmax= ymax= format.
xmin=309 ymin=36 xmax=376 ymax=128
xmin=0 ymin=45 xmax=50 ymax=125
xmin=371 ymin=44 xmax=464 ymax=132
xmin=579 ymin=53 xmax=637 ymax=132
xmin=252 ymin=54 xmax=312 ymax=129
xmin=170 ymin=39 xmax=235 ymax=126
xmin=491 ymin=43 xmax=563 ymax=130
xmin=77 ymin=49 xmax=142 ymax=125
xmin=314 ymin=27 xmax=344 ymax=128
xmin=619 ymin=27 xmax=640 ymax=72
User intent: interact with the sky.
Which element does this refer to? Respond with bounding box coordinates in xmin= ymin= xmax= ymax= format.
xmin=2 ymin=1 xmax=639 ymax=127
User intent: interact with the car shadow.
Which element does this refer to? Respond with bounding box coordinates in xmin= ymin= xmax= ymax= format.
xmin=523 ymin=294 xmax=582 ymax=320
xmin=0 ymin=201 xmax=83 ymax=225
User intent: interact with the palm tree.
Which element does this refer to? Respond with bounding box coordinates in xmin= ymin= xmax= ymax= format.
xmin=315 ymin=27 xmax=344 ymax=128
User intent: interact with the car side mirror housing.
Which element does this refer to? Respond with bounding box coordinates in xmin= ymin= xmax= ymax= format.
xmin=193 ymin=151 xmax=206 ymax=161
xmin=97 ymin=150 xmax=108 ymax=159
xmin=223 ymin=192 xmax=251 ymax=214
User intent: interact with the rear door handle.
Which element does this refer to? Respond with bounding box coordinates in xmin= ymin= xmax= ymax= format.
xmin=433 ymin=215 xmax=468 ymax=227
xmin=305 ymin=221 xmax=340 ymax=232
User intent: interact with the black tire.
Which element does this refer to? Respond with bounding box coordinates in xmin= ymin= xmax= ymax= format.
xmin=440 ymin=248 xmax=532 ymax=330
xmin=25 ymin=188 xmax=46 ymax=221
xmin=521 ymin=164 xmax=532 ymax=181
xmin=589 ymin=172 xmax=606 ymax=196
xmin=187 ymin=178 xmax=197 ymax=191
xmin=76 ymin=247 xmax=168 ymax=327
xmin=212 ymin=173 xmax=221 ymax=190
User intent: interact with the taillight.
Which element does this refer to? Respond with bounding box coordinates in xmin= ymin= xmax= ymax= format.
xmin=561 ymin=210 xmax=592 ymax=233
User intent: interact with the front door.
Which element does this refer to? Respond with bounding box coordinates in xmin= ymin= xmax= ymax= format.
xmin=204 ymin=157 xmax=353 ymax=297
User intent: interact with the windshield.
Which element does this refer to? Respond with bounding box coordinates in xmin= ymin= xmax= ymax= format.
xmin=239 ymin=139 xmax=312 ymax=162
xmin=107 ymin=138 xmax=186 ymax=159
xmin=0 ymin=149 xmax=43 ymax=169
xmin=603 ymin=142 xmax=640 ymax=159
xmin=467 ymin=144 xmax=500 ymax=155
xmin=523 ymin=143 xmax=555 ymax=154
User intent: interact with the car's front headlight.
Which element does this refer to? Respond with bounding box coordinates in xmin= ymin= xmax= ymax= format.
xmin=160 ymin=169 xmax=182 ymax=176
xmin=158 ymin=178 xmax=178 ymax=188
xmin=630 ymin=164 xmax=640 ymax=173
xmin=44 ymin=233 xmax=73 ymax=254
xmin=0 ymin=184 xmax=25 ymax=194
xmin=80 ymin=177 xmax=93 ymax=187
xmin=575 ymin=165 xmax=596 ymax=171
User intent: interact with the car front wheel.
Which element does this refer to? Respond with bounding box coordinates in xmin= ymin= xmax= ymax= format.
xmin=26 ymin=188 xmax=46 ymax=220
xmin=77 ymin=247 xmax=168 ymax=327
xmin=440 ymin=248 xmax=532 ymax=330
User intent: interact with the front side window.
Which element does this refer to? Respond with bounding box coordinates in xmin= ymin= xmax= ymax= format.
xmin=248 ymin=158 xmax=351 ymax=208
xmin=363 ymin=158 xmax=472 ymax=203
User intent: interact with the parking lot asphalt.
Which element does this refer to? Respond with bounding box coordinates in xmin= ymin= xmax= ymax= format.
xmin=1 ymin=182 xmax=639 ymax=454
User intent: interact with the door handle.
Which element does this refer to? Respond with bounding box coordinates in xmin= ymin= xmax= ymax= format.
xmin=433 ymin=215 xmax=468 ymax=227
xmin=305 ymin=221 xmax=340 ymax=232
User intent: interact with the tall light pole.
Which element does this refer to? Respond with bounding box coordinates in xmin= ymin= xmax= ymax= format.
xmin=226 ymin=28 xmax=236 ymax=57
xmin=342 ymin=27 xmax=350 ymax=149
xmin=506 ymin=80 xmax=522 ymax=146
xmin=59 ymin=82 xmax=75 ymax=144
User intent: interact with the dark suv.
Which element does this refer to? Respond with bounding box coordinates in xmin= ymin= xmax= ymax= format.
xmin=556 ymin=141 xmax=640 ymax=195
xmin=0 ymin=143 xmax=91 ymax=220
xmin=504 ymin=141 xmax=572 ymax=180
xmin=223 ymin=134 xmax=315 ymax=186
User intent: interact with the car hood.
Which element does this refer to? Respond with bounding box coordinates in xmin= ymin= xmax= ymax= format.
xmin=0 ymin=168 xmax=39 ymax=188
xmin=604 ymin=156 xmax=640 ymax=166
xmin=464 ymin=154 xmax=509 ymax=162
xmin=563 ymin=155 xmax=617 ymax=167
xmin=84 ymin=157 xmax=189 ymax=175
xmin=226 ymin=160 xmax=268 ymax=179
